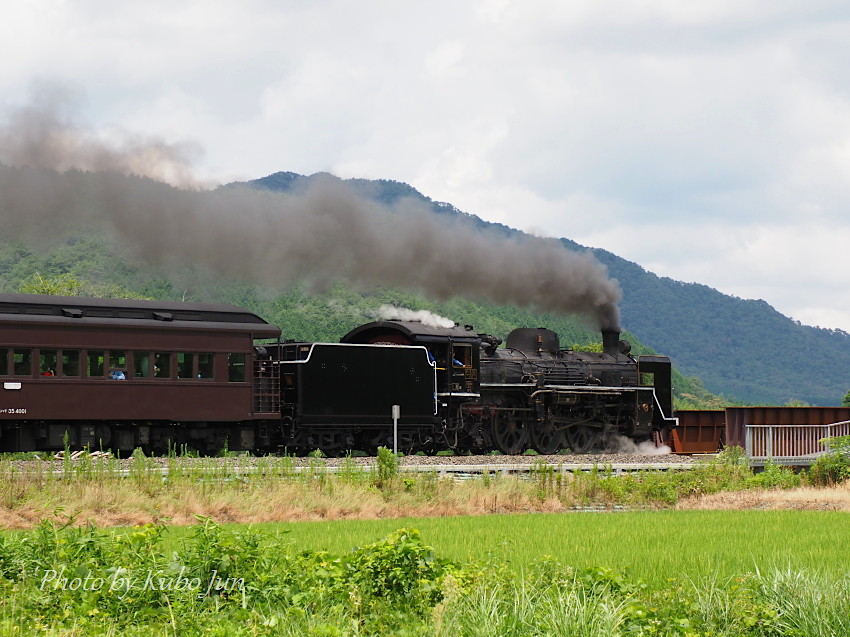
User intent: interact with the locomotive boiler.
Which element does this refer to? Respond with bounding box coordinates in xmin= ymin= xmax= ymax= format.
xmin=474 ymin=327 xmax=677 ymax=454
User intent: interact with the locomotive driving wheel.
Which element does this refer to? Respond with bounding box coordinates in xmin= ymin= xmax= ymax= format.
xmin=565 ymin=424 xmax=603 ymax=454
xmin=490 ymin=399 xmax=528 ymax=455
xmin=529 ymin=420 xmax=565 ymax=455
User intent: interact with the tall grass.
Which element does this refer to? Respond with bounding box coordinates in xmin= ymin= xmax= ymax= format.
xmin=0 ymin=448 xmax=816 ymax=530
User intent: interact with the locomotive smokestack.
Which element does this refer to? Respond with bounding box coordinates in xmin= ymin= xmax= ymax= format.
xmin=602 ymin=328 xmax=621 ymax=356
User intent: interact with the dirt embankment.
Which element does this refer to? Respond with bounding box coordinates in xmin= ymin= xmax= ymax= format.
xmin=677 ymin=483 xmax=850 ymax=511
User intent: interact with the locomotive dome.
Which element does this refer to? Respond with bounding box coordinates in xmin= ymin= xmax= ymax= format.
xmin=504 ymin=327 xmax=560 ymax=355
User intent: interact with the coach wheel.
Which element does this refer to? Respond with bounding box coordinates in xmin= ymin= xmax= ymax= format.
xmin=94 ymin=424 xmax=112 ymax=449
xmin=530 ymin=420 xmax=565 ymax=455
xmin=565 ymin=424 xmax=602 ymax=454
xmin=491 ymin=401 xmax=528 ymax=455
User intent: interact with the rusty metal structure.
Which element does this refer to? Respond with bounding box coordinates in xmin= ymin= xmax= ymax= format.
xmin=672 ymin=407 xmax=850 ymax=465
xmin=725 ymin=407 xmax=850 ymax=449
xmin=669 ymin=410 xmax=726 ymax=454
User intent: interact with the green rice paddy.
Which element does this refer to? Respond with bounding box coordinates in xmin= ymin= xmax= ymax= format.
xmin=236 ymin=510 xmax=850 ymax=586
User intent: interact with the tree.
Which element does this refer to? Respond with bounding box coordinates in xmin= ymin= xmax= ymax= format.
xmin=18 ymin=272 xmax=84 ymax=296
xmin=842 ymin=390 xmax=850 ymax=408
xmin=17 ymin=272 xmax=149 ymax=300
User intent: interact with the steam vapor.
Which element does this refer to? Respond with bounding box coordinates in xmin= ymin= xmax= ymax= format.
xmin=0 ymin=90 xmax=622 ymax=328
xmin=376 ymin=305 xmax=457 ymax=329
xmin=608 ymin=435 xmax=671 ymax=456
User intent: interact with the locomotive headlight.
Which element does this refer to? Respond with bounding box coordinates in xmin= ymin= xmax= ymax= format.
xmin=640 ymin=403 xmax=650 ymax=412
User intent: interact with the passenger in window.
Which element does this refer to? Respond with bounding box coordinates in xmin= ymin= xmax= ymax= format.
xmin=109 ymin=370 xmax=126 ymax=380
xmin=40 ymin=369 xmax=55 ymax=376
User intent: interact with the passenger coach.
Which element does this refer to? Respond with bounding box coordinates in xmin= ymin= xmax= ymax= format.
xmin=0 ymin=293 xmax=280 ymax=453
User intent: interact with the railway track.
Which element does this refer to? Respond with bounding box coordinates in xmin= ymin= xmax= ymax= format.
xmin=3 ymin=452 xmax=705 ymax=478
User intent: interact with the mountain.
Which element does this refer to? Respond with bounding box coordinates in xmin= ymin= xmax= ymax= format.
xmin=246 ymin=172 xmax=850 ymax=406
xmin=595 ymin=251 xmax=850 ymax=405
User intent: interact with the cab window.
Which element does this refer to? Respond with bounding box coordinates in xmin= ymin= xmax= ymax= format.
xmin=452 ymin=346 xmax=471 ymax=367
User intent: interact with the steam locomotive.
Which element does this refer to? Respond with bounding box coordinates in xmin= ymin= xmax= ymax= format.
xmin=0 ymin=293 xmax=677 ymax=455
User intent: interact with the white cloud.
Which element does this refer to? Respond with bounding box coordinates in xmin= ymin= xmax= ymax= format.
xmin=4 ymin=1 xmax=850 ymax=330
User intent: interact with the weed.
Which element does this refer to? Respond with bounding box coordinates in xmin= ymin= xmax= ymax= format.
xmin=809 ymin=435 xmax=850 ymax=485
xmin=374 ymin=446 xmax=399 ymax=488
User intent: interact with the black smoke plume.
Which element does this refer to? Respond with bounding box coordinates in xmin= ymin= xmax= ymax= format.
xmin=0 ymin=90 xmax=622 ymax=329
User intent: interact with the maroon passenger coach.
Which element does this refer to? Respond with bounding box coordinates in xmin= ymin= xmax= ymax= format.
xmin=0 ymin=293 xmax=281 ymax=453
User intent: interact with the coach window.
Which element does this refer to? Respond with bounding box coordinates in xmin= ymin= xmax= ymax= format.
xmin=110 ymin=351 xmax=127 ymax=371
xmin=197 ymin=353 xmax=214 ymax=379
xmin=13 ymin=350 xmax=32 ymax=376
xmin=228 ymin=353 xmax=246 ymax=382
xmin=40 ymin=349 xmax=58 ymax=376
xmin=87 ymin=351 xmax=105 ymax=377
xmin=61 ymin=350 xmax=81 ymax=377
xmin=0 ymin=348 xmax=7 ymax=375
xmin=108 ymin=351 xmax=128 ymax=379
xmin=133 ymin=352 xmax=152 ymax=378
xmin=177 ymin=353 xmax=195 ymax=379
xmin=154 ymin=353 xmax=171 ymax=378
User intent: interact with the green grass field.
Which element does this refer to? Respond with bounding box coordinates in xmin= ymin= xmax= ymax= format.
xmin=162 ymin=510 xmax=850 ymax=586
xmin=5 ymin=449 xmax=850 ymax=634
xmin=6 ymin=507 xmax=850 ymax=634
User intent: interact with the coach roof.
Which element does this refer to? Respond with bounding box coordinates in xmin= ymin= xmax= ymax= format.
xmin=0 ymin=293 xmax=281 ymax=338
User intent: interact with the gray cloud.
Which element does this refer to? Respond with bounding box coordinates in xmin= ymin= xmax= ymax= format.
xmin=0 ymin=83 xmax=202 ymax=187
xmin=4 ymin=1 xmax=850 ymax=329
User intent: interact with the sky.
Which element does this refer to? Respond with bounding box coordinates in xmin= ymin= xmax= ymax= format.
xmin=2 ymin=1 xmax=850 ymax=331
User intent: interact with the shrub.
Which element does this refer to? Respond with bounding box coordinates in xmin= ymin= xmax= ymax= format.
xmin=374 ymin=445 xmax=399 ymax=488
xmin=809 ymin=435 xmax=850 ymax=485
xmin=345 ymin=528 xmax=450 ymax=611
xmin=749 ymin=460 xmax=802 ymax=489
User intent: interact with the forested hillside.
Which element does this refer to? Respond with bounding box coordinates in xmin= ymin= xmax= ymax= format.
xmin=593 ymin=252 xmax=850 ymax=406
xmin=2 ymin=166 xmax=840 ymax=406
xmin=0 ymin=234 xmax=720 ymax=409
xmin=247 ymin=172 xmax=850 ymax=406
